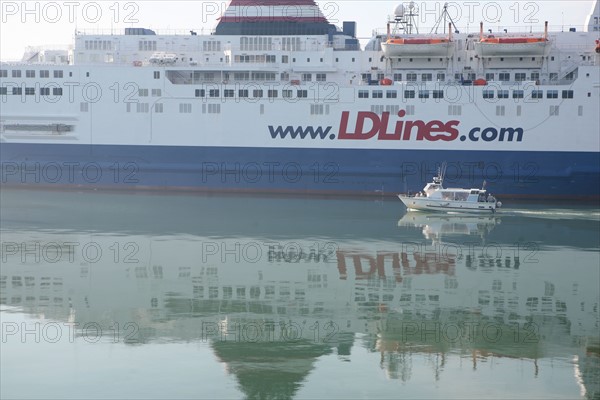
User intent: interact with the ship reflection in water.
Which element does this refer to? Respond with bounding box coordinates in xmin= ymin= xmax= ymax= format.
xmin=1 ymin=189 xmax=598 ymax=399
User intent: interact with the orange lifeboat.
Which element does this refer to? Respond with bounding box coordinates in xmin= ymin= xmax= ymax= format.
xmin=596 ymin=39 xmax=600 ymax=54
xmin=386 ymin=38 xmax=450 ymax=45
xmin=380 ymin=78 xmax=393 ymax=86
xmin=473 ymin=78 xmax=487 ymax=86
xmin=382 ymin=36 xmax=455 ymax=58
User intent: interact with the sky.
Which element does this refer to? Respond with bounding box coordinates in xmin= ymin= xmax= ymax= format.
xmin=0 ymin=0 xmax=597 ymax=61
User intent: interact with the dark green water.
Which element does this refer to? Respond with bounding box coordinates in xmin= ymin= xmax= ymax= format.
xmin=1 ymin=189 xmax=598 ymax=399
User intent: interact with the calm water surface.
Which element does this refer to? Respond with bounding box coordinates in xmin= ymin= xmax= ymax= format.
xmin=1 ymin=189 xmax=599 ymax=399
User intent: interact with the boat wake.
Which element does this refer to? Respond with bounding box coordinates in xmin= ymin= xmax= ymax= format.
xmin=503 ymin=209 xmax=600 ymax=221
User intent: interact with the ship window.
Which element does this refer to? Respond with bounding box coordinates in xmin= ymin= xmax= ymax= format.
xmin=498 ymin=90 xmax=509 ymax=99
xmin=437 ymin=73 xmax=445 ymax=81
xmin=53 ymin=70 xmax=63 ymax=78
xmin=485 ymin=73 xmax=495 ymax=81
xmin=316 ymin=73 xmax=326 ymax=82
xmin=421 ymin=73 xmax=432 ymax=82
xmin=352 ymin=58 xmax=355 ymax=62
xmin=179 ymin=103 xmax=192 ymax=113
xmin=499 ymin=73 xmax=510 ymax=82
xmin=307 ymin=58 xmax=310 ymax=63
xmin=517 ymin=105 xmax=522 ymax=116
xmin=358 ymin=90 xmax=369 ymax=99
xmin=448 ymin=105 xmax=462 ymax=116
xmin=253 ymin=90 xmax=263 ymax=98
xmin=25 ymin=87 xmax=35 ymax=95
xmin=203 ymin=41 xmax=221 ymax=52
xmin=515 ymin=73 xmax=526 ymax=81
xmin=532 ymin=90 xmax=543 ymax=99
xmin=372 ymin=90 xmax=383 ymax=99
xmin=154 ymin=103 xmax=163 ymax=113
xmin=0 ymin=87 xmax=7 ymax=95
xmin=239 ymin=89 xmax=248 ymax=98
xmin=136 ymin=103 xmax=149 ymax=113
xmin=496 ymin=105 xmax=505 ymax=116
xmin=282 ymin=55 xmax=289 ymax=63
xmin=578 ymin=105 xmax=583 ymax=116
xmin=406 ymin=73 xmax=417 ymax=82
xmin=138 ymin=89 xmax=149 ymax=97
xmin=588 ymin=92 xmax=591 ymax=97
xmin=562 ymin=90 xmax=573 ymax=99
xmin=512 ymin=90 xmax=524 ymax=99
xmin=549 ymin=105 xmax=559 ymax=116
xmin=385 ymin=105 xmax=400 ymax=114
xmin=52 ymin=88 xmax=62 ymax=96
xmin=549 ymin=73 xmax=558 ymax=81
xmin=454 ymin=73 xmax=461 ymax=81
xmin=310 ymin=104 xmax=324 ymax=115
xmin=393 ymin=73 xmax=402 ymax=81
xmin=208 ymin=104 xmax=220 ymax=114
xmin=126 ymin=103 xmax=132 ymax=112
xmin=268 ymin=90 xmax=278 ymax=98
xmin=0 ymin=70 xmax=6 ymax=77
xmin=404 ymin=90 xmax=415 ymax=99
xmin=386 ymin=90 xmax=397 ymax=99
xmin=151 ymin=89 xmax=161 ymax=97
xmin=432 ymin=90 xmax=444 ymax=99
xmin=547 ymin=90 xmax=558 ymax=99
xmin=195 ymin=89 xmax=205 ymax=97
xmin=418 ymin=90 xmax=429 ymax=99
xmin=12 ymin=87 xmax=22 ymax=95
xmin=12 ymin=70 xmax=21 ymax=78
xmin=209 ymin=89 xmax=219 ymax=97
xmin=154 ymin=71 xmax=160 ymax=79
xmin=483 ymin=90 xmax=494 ymax=99
xmin=371 ymin=105 xmax=384 ymax=114
xmin=26 ymin=70 xmax=35 ymax=78
xmin=297 ymin=90 xmax=308 ymax=98
xmin=224 ymin=89 xmax=234 ymax=98
xmin=531 ymin=72 xmax=540 ymax=81
xmin=80 ymin=102 xmax=89 ymax=112
xmin=282 ymin=90 xmax=293 ymax=98
xmin=405 ymin=105 xmax=415 ymax=115
xmin=302 ymin=73 xmax=312 ymax=82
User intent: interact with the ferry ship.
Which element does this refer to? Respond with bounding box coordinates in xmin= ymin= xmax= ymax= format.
xmin=1 ymin=1 xmax=599 ymax=199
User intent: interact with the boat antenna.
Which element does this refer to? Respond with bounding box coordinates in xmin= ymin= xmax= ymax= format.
xmin=431 ymin=3 xmax=460 ymax=35
xmin=437 ymin=162 xmax=447 ymax=186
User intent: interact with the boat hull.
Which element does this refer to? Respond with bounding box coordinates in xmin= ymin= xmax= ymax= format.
xmin=474 ymin=41 xmax=551 ymax=57
xmin=1 ymin=143 xmax=599 ymax=199
xmin=398 ymin=195 xmax=498 ymax=213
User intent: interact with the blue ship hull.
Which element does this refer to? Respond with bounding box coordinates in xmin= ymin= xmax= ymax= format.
xmin=1 ymin=143 xmax=599 ymax=199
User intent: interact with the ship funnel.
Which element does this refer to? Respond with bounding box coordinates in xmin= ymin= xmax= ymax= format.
xmin=544 ymin=21 xmax=548 ymax=40
xmin=449 ymin=23 xmax=452 ymax=41
xmin=480 ymin=21 xmax=484 ymax=41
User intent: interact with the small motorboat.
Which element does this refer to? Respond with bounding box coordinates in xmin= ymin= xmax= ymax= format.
xmin=398 ymin=165 xmax=502 ymax=213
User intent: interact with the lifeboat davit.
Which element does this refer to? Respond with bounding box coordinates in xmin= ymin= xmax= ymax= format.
xmin=382 ymin=37 xmax=455 ymax=58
